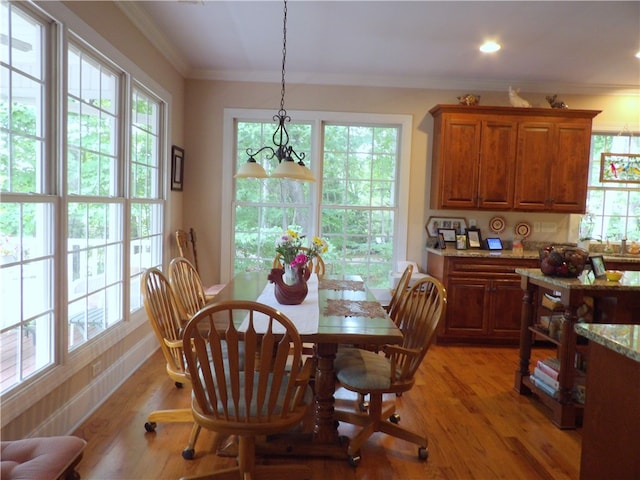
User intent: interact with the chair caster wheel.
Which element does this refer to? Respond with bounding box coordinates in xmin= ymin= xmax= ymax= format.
xmin=418 ymin=447 xmax=429 ymax=460
xmin=144 ymin=422 xmax=157 ymax=432
xmin=389 ymin=413 xmax=401 ymax=424
xmin=182 ymin=447 xmax=195 ymax=460
xmin=348 ymin=453 xmax=361 ymax=467
xmin=175 ymin=381 xmax=183 ymax=388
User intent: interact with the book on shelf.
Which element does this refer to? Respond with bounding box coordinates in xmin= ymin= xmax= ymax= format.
xmin=530 ymin=375 xmax=559 ymax=398
xmin=541 ymin=357 xmax=561 ymax=371
xmin=533 ymin=366 xmax=560 ymax=390
xmin=536 ymin=359 xmax=559 ymax=380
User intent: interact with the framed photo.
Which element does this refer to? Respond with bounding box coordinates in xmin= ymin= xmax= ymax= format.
xmin=466 ymin=228 xmax=483 ymax=249
xmin=437 ymin=233 xmax=447 ymax=249
xmin=171 ymin=145 xmax=185 ymax=191
xmin=438 ymin=228 xmax=457 ymax=243
xmin=425 ymin=216 xmax=467 ymax=237
xmin=456 ymin=234 xmax=468 ymax=250
xmin=590 ymin=255 xmax=606 ymax=278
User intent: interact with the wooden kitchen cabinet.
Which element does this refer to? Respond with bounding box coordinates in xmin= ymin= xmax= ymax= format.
xmin=429 ymin=105 xmax=600 ymax=213
xmin=427 ymin=252 xmax=538 ymax=344
xmin=514 ymin=121 xmax=595 ymax=212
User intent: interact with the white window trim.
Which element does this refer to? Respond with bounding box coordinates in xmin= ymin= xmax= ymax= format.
xmin=2 ymin=0 xmax=172 ymax=426
xmin=221 ymin=108 xmax=412 ymax=282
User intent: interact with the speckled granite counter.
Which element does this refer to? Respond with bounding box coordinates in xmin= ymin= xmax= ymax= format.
xmin=515 ymin=268 xmax=640 ymax=291
xmin=574 ymin=324 xmax=640 ymax=363
xmin=426 ymin=247 xmax=640 ymax=264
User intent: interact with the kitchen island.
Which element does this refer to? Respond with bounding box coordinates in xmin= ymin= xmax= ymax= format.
xmin=513 ymin=268 xmax=640 ymax=428
xmin=574 ymin=323 xmax=640 ymax=480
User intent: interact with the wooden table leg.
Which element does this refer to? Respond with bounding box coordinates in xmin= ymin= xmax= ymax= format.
xmin=313 ymin=342 xmax=340 ymax=444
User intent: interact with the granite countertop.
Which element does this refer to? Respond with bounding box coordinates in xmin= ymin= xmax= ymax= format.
xmin=426 ymin=247 xmax=640 ymax=264
xmin=515 ymin=268 xmax=640 ymax=290
xmin=574 ymin=323 xmax=640 ymax=363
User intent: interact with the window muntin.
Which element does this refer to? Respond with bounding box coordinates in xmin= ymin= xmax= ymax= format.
xmin=586 ymin=133 xmax=640 ymax=242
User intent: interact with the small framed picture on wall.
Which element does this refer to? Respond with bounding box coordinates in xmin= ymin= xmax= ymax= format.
xmin=171 ymin=145 xmax=185 ymax=191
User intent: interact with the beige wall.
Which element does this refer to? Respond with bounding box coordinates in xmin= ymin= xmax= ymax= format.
xmin=184 ymin=80 xmax=640 ymax=285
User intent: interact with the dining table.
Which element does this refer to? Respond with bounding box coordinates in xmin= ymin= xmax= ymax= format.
xmin=210 ymin=270 xmax=403 ymax=459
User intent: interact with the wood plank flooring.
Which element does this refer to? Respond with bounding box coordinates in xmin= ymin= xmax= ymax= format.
xmin=73 ymin=344 xmax=581 ymax=479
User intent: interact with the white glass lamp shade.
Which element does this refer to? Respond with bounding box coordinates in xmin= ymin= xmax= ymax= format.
xmin=235 ymin=159 xmax=269 ymax=179
xmin=271 ymin=160 xmax=316 ymax=182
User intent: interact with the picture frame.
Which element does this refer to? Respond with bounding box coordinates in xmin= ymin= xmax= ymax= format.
xmin=590 ymin=255 xmax=607 ymax=278
xmin=456 ymin=234 xmax=468 ymax=250
xmin=466 ymin=228 xmax=483 ymax=249
xmin=437 ymin=233 xmax=447 ymax=249
xmin=438 ymin=228 xmax=457 ymax=243
xmin=171 ymin=145 xmax=185 ymax=191
xmin=425 ymin=216 xmax=468 ymax=237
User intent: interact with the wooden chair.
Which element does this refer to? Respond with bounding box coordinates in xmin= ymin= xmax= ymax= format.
xmin=141 ymin=268 xmax=201 ymax=460
xmin=272 ymin=246 xmax=326 ymax=278
xmin=179 ymin=300 xmax=314 ymax=480
xmin=333 ymin=275 xmax=447 ymax=466
xmin=168 ymin=257 xmax=208 ymax=319
xmin=385 ymin=263 xmax=413 ymax=324
xmin=175 ymin=228 xmax=225 ymax=298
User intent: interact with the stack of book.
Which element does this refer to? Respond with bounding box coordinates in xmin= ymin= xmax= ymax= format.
xmin=530 ymin=358 xmax=560 ymax=398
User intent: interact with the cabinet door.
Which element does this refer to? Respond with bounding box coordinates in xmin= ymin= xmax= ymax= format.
xmin=438 ymin=118 xmax=481 ymax=208
xmin=548 ymin=123 xmax=591 ymax=213
xmin=513 ymin=122 xmax=554 ymax=210
xmin=488 ymin=278 xmax=524 ymax=336
xmin=443 ymin=277 xmax=489 ymax=336
xmin=477 ymin=120 xmax=517 ymax=209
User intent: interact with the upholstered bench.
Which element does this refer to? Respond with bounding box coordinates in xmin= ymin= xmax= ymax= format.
xmin=1 ymin=436 xmax=87 ymax=480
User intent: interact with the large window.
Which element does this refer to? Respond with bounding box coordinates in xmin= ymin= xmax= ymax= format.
xmin=230 ymin=110 xmax=410 ymax=289
xmin=0 ymin=1 xmax=166 ymax=394
xmin=585 ymin=132 xmax=640 ymax=242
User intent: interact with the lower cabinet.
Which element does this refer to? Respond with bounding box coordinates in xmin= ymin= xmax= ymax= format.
xmin=427 ymin=252 xmax=538 ymax=344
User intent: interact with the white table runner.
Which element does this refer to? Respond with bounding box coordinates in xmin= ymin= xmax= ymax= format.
xmin=239 ymin=274 xmax=320 ymax=334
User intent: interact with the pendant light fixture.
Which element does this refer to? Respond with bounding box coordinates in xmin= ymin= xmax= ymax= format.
xmin=235 ymin=0 xmax=315 ymax=182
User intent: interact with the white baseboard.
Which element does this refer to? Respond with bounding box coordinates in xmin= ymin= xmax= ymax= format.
xmin=30 ymin=333 xmax=158 ymax=437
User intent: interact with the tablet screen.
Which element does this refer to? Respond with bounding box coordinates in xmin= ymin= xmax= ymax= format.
xmin=486 ymin=238 xmax=503 ymax=250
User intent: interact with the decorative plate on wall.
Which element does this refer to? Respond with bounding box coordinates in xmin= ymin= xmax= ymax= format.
xmin=515 ymin=221 xmax=532 ymax=238
xmin=489 ymin=216 xmax=506 ymax=234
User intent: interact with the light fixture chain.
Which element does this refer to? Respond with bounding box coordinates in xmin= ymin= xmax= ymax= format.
xmin=280 ymin=0 xmax=287 ymax=112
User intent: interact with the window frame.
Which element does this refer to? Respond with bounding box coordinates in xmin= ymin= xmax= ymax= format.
xmin=221 ymin=108 xmax=412 ymax=287
xmin=1 ymin=0 xmax=171 ymax=423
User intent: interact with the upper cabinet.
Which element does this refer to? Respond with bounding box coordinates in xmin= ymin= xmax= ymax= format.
xmin=429 ymin=105 xmax=600 ymax=212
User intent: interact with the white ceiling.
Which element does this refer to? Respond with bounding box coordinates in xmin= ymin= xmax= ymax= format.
xmin=118 ymin=1 xmax=640 ymax=94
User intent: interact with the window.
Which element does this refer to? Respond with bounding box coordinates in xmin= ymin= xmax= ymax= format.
xmin=228 ymin=110 xmax=410 ymax=289
xmin=1 ymin=1 xmax=55 ymax=392
xmin=585 ymin=132 xmax=640 ymax=242
xmin=0 ymin=1 xmax=166 ymax=394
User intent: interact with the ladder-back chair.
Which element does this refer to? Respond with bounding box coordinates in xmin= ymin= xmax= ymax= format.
xmin=141 ymin=268 xmax=201 ymax=460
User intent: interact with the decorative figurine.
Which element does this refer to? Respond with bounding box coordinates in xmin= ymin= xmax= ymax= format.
xmin=457 ymin=93 xmax=480 ymax=106
xmin=546 ymin=94 xmax=568 ymax=109
xmin=508 ymin=86 xmax=531 ymax=108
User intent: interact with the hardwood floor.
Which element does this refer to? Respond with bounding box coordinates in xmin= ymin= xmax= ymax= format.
xmin=73 ymin=344 xmax=581 ymax=479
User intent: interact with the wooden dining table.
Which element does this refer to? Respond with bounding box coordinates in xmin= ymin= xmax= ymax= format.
xmin=211 ymin=271 xmax=403 ymax=458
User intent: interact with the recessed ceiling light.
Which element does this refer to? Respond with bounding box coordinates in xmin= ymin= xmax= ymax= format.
xmin=480 ymin=41 xmax=501 ymax=53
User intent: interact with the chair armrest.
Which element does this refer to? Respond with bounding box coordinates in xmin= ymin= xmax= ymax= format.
xmin=164 ymin=338 xmax=183 ymax=349
xmin=382 ymin=344 xmax=420 ymax=358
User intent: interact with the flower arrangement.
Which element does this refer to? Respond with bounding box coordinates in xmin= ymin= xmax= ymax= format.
xmin=275 ymin=228 xmax=328 ymax=268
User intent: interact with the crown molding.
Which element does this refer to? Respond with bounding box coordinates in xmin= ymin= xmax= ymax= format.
xmin=114 ymin=1 xmax=189 ymax=77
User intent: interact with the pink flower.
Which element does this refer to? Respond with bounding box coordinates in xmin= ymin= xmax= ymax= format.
xmin=291 ymin=253 xmax=308 ymax=267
